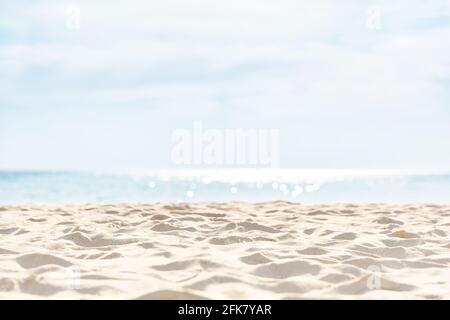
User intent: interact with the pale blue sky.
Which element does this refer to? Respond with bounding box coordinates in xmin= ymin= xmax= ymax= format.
xmin=1 ymin=0 xmax=450 ymax=170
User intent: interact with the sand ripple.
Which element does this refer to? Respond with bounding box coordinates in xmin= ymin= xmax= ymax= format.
xmin=0 ymin=202 xmax=449 ymax=299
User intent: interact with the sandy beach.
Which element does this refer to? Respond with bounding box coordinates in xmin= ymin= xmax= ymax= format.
xmin=0 ymin=202 xmax=449 ymax=299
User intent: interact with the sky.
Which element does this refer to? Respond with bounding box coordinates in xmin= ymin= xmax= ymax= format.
xmin=0 ymin=0 xmax=449 ymax=171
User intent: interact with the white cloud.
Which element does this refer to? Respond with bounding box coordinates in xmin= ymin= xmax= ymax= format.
xmin=1 ymin=0 xmax=449 ymax=170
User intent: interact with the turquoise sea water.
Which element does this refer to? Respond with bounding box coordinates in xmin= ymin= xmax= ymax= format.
xmin=0 ymin=170 xmax=449 ymax=203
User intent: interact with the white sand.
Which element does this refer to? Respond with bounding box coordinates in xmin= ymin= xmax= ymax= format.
xmin=0 ymin=202 xmax=449 ymax=299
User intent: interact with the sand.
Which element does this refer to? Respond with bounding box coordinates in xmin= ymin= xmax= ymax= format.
xmin=0 ymin=202 xmax=449 ymax=299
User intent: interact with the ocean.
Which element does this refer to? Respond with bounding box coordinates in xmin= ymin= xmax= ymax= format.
xmin=0 ymin=169 xmax=449 ymax=203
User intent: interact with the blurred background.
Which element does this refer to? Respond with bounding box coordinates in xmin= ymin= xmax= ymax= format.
xmin=1 ymin=1 xmax=449 ymax=202
xmin=1 ymin=0 xmax=450 ymax=171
